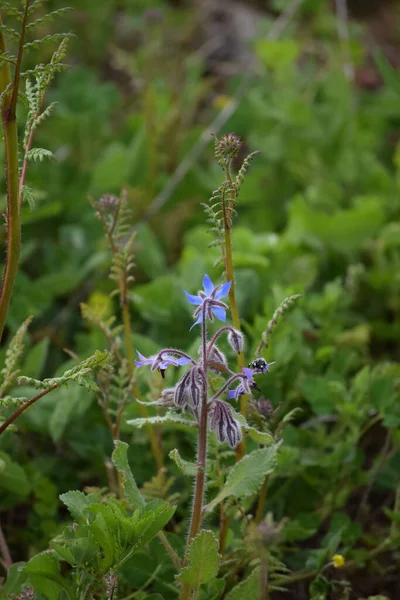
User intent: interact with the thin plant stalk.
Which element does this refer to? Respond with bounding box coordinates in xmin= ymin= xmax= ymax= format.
xmin=187 ymin=305 xmax=208 ymax=541
xmin=181 ymin=304 xmax=210 ymax=600
xmin=0 ymin=4 xmax=31 ymax=341
xmin=0 ymin=385 xmax=58 ymax=435
xmin=222 ymin=163 xmax=248 ymax=459
xmin=255 ymin=476 xmax=269 ymax=524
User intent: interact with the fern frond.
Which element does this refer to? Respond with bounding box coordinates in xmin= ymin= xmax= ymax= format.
xmin=0 ymin=51 xmax=17 ymax=66
xmin=21 ymin=185 xmax=35 ymax=208
xmin=0 ymin=317 xmax=33 ymax=397
xmin=18 ymin=350 xmax=112 ymax=392
xmin=27 ymin=0 xmax=46 ymax=15
xmin=26 ymin=147 xmax=56 ymax=162
xmin=258 ymin=294 xmax=302 ymax=352
xmin=33 ymin=102 xmax=58 ymax=129
xmin=26 ymin=8 xmax=73 ymax=30
xmin=0 ymin=396 xmax=29 ymax=409
xmin=0 ymin=3 xmax=24 ymax=20
xmin=20 ymin=61 xmax=69 ymax=80
xmin=23 ymin=32 xmax=73 ymax=54
xmin=233 ymin=151 xmax=260 ymax=194
xmin=0 ymin=24 xmax=21 ymax=42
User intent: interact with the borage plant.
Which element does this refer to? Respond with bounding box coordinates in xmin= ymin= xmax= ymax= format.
xmin=132 ymin=272 xmax=279 ymax=600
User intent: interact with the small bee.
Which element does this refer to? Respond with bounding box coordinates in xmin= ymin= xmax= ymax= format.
xmin=248 ymin=357 xmax=274 ymax=374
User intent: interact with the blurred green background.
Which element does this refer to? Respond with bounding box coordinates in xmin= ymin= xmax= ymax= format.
xmin=1 ymin=0 xmax=400 ymax=597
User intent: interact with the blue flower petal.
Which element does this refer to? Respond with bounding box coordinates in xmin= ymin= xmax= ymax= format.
xmin=202 ymin=274 xmax=214 ymax=295
xmin=190 ymin=314 xmax=203 ymax=331
xmin=242 ymin=367 xmax=254 ymax=380
xmin=136 ymin=350 xmax=150 ymax=362
xmin=135 ymin=360 xmax=145 ymax=367
xmin=215 ymin=281 xmax=232 ymax=300
xmin=227 ymin=390 xmax=236 ymax=400
xmin=212 ymin=306 xmax=227 ymax=322
xmin=176 ymin=356 xmax=192 ymax=365
xmin=184 ymin=290 xmax=203 ymax=305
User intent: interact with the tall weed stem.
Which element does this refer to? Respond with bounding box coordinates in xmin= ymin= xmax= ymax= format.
xmin=0 ymin=5 xmax=30 ymax=341
xmin=222 ymin=162 xmax=247 ymax=456
xmin=181 ymin=304 xmax=209 ymax=600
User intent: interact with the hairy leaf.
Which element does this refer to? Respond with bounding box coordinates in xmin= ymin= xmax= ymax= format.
xmin=225 ymin=567 xmax=260 ymax=599
xmin=178 ymin=530 xmax=220 ymax=585
xmin=206 ymin=445 xmax=279 ymax=512
xmin=111 ymin=441 xmax=145 ymax=508
xmin=169 ymin=448 xmax=198 ymax=476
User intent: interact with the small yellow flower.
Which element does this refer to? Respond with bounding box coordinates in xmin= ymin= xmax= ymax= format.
xmin=332 ymin=554 xmax=345 ymax=568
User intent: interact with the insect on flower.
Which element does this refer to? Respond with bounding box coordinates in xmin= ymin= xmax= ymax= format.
xmin=248 ymin=357 xmax=275 ymax=374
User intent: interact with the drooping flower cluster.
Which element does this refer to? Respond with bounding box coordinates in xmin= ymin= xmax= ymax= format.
xmin=135 ymin=275 xmax=275 ymax=448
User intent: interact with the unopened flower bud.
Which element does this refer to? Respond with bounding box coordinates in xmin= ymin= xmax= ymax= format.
xmin=227 ymin=329 xmax=244 ymax=354
xmin=97 ymin=194 xmax=119 ymax=212
xmin=210 ymin=400 xmax=242 ymax=448
xmin=188 ymin=367 xmax=204 ymax=414
xmin=174 ymin=371 xmax=191 ymax=408
xmin=218 ymin=133 xmax=242 ymax=160
xmin=252 ymin=398 xmax=273 ymax=418
xmin=206 ymin=345 xmax=229 ymax=374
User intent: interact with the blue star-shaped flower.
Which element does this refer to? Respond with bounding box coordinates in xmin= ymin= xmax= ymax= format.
xmin=135 ymin=351 xmax=191 ymax=376
xmin=184 ymin=274 xmax=232 ymax=329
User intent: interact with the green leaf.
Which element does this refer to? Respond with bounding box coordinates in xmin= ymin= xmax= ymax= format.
xmin=3 ymin=562 xmax=27 ymax=596
xmin=50 ymin=541 xmax=76 ymax=566
xmin=59 ymin=490 xmax=92 ymax=521
xmin=133 ymin=500 xmax=176 ymax=548
xmin=255 ymin=39 xmax=299 ymax=71
xmin=281 ymin=408 xmax=303 ymax=424
xmin=127 ymin=411 xmax=197 ymax=429
xmin=135 ymin=222 xmax=167 ymax=278
xmin=49 ymin=385 xmax=93 ymax=442
xmin=111 ymin=441 xmax=145 ymax=508
xmin=119 ymin=500 xmax=176 ymax=566
xmin=374 ymin=49 xmax=400 ymax=97
xmin=284 ymin=195 xmax=385 ymax=253
xmin=87 ymin=510 xmax=116 ymax=570
xmin=23 ymin=338 xmax=49 ymax=379
xmin=234 ymin=411 xmax=275 ymax=445
xmin=0 ymin=451 xmax=31 ymax=498
xmin=178 ymin=530 xmax=220 ymax=585
xmin=23 ymin=552 xmax=75 ymax=600
xmin=206 ymin=445 xmax=279 ymax=512
xmin=169 ymin=448 xmax=198 ymax=476
xmin=225 ymin=567 xmax=260 ymax=600
xmin=91 ymin=142 xmax=130 ymax=194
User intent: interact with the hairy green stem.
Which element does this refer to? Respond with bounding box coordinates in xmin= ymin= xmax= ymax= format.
xmin=255 ymin=476 xmax=269 ymax=524
xmin=222 ymin=165 xmax=248 ymax=459
xmin=181 ymin=306 xmax=209 ymax=600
